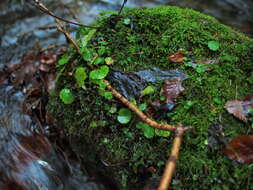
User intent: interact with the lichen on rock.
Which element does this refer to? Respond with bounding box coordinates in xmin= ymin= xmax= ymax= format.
xmin=48 ymin=6 xmax=253 ymax=190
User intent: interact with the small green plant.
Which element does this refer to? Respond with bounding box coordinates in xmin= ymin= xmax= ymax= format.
xmin=208 ymin=41 xmax=220 ymax=51
xmin=136 ymin=122 xmax=155 ymax=139
xmin=155 ymin=128 xmax=170 ymax=137
xmin=59 ymin=88 xmax=75 ymax=104
xmin=74 ymin=67 xmax=87 ymax=88
xmin=117 ymin=108 xmax=132 ymax=124
xmin=57 ymin=54 xmax=70 ymax=65
xmin=89 ymin=65 xmax=109 ymax=80
xmin=138 ymin=103 xmax=147 ymax=111
xmin=141 ymin=85 xmax=155 ymax=96
xmin=123 ymin=18 xmax=131 ymax=25
xmin=195 ymin=64 xmax=206 ymax=74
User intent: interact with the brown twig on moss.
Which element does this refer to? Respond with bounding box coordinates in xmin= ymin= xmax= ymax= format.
xmin=157 ymin=125 xmax=185 ymax=190
xmin=106 ymin=81 xmax=179 ymax=131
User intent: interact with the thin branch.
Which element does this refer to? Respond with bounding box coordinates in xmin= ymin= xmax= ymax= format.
xmin=106 ymin=81 xmax=184 ymax=131
xmin=29 ymin=0 xmax=99 ymax=29
xmin=157 ymin=125 xmax=185 ymax=190
xmin=118 ymin=0 xmax=128 ymax=15
xmin=55 ymin=19 xmax=81 ymax=54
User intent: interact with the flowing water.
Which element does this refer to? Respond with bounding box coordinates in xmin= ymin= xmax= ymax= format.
xmin=0 ymin=0 xmax=252 ymax=189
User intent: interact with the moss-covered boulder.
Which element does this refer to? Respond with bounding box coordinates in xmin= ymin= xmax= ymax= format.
xmin=48 ymin=6 xmax=253 ymax=190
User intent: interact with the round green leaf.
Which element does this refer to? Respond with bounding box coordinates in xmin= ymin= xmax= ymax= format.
xmin=117 ymin=108 xmax=132 ymax=124
xmin=81 ymin=48 xmax=93 ymax=62
xmin=93 ymin=57 xmax=104 ymax=65
xmin=208 ymin=41 xmax=219 ymax=51
xmin=105 ymin=57 xmax=114 ymax=65
xmin=59 ymin=88 xmax=75 ymax=104
xmin=141 ymin=86 xmax=155 ymax=96
xmin=58 ymin=55 xmax=69 ymax=65
xmin=123 ymin=18 xmax=131 ymax=25
xmin=138 ymin=103 xmax=147 ymax=111
xmin=89 ymin=65 xmax=109 ymax=80
xmin=136 ymin=122 xmax=154 ymax=139
xmin=74 ymin=67 xmax=87 ymax=88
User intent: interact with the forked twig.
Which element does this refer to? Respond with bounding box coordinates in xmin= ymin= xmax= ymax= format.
xmin=55 ymin=19 xmax=81 ymax=54
xmin=29 ymin=0 xmax=99 ymax=29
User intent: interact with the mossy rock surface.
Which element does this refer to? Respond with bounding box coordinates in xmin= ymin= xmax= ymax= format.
xmin=48 ymin=6 xmax=253 ymax=190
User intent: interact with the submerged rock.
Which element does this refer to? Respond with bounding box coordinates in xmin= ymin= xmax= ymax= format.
xmin=48 ymin=6 xmax=253 ymax=190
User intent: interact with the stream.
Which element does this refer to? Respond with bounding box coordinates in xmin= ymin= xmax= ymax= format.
xmin=0 ymin=0 xmax=253 ymax=189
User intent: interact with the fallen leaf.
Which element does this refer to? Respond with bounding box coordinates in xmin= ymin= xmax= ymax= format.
xmin=168 ymin=52 xmax=184 ymax=63
xmin=224 ymin=94 xmax=253 ymax=121
xmin=161 ymin=79 xmax=184 ymax=103
xmin=223 ymin=136 xmax=253 ymax=164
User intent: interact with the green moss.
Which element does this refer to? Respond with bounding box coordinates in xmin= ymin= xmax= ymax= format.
xmin=48 ymin=6 xmax=253 ymax=189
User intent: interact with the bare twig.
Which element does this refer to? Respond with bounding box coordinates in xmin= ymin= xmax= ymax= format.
xmin=37 ymin=25 xmax=58 ymax=30
xmin=55 ymin=19 xmax=81 ymax=54
xmin=157 ymin=125 xmax=185 ymax=190
xmin=118 ymin=0 xmax=128 ymax=15
xmin=29 ymin=0 xmax=99 ymax=29
xmin=39 ymin=44 xmax=65 ymax=52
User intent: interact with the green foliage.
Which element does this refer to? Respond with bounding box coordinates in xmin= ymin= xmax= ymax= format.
xmin=208 ymin=41 xmax=220 ymax=51
xmin=74 ymin=67 xmax=87 ymax=87
xmin=57 ymin=54 xmax=70 ymax=65
xmin=138 ymin=103 xmax=147 ymax=111
xmin=59 ymin=88 xmax=75 ymax=104
xmin=99 ymin=89 xmax=113 ymax=100
xmin=105 ymin=57 xmax=114 ymax=65
xmin=155 ymin=128 xmax=170 ymax=137
xmin=80 ymin=29 xmax=97 ymax=48
xmin=141 ymin=85 xmax=155 ymax=96
xmin=117 ymin=108 xmax=132 ymax=124
xmin=81 ymin=47 xmax=93 ymax=62
xmin=89 ymin=65 xmax=109 ymax=80
xmin=123 ymin=18 xmax=131 ymax=25
xmin=136 ymin=122 xmax=155 ymax=139
xmin=195 ymin=64 xmax=206 ymax=74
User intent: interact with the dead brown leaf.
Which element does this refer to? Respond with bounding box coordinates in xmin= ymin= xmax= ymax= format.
xmin=224 ymin=94 xmax=253 ymax=121
xmin=161 ymin=79 xmax=184 ymax=103
xmin=168 ymin=52 xmax=184 ymax=63
xmin=223 ymin=136 xmax=253 ymax=164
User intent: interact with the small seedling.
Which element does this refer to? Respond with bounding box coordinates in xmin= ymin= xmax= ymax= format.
xmin=208 ymin=41 xmax=220 ymax=51
xmin=74 ymin=67 xmax=87 ymax=88
xmin=117 ymin=108 xmax=132 ymax=124
xmin=89 ymin=65 xmax=109 ymax=80
xmin=59 ymin=88 xmax=75 ymax=104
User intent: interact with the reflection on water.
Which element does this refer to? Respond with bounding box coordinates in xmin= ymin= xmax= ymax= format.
xmin=0 ymin=83 xmax=108 ymax=190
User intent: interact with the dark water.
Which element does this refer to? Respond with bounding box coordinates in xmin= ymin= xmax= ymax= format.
xmin=0 ymin=0 xmax=253 ymax=189
xmin=0 ymin=81 xmax=109 ymax=189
